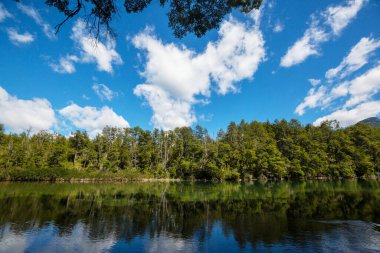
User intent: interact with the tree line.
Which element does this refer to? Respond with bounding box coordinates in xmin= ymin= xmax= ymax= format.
xmin=0 ymin=119 xmax=379 ymax=180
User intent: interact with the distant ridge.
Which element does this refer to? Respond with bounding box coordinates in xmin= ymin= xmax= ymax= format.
xmin=356 ymin=117 xmax=380 ymax=127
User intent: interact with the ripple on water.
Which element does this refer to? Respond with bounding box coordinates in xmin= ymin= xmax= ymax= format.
xmin=314 ymin=220 xmax=380 ymax=253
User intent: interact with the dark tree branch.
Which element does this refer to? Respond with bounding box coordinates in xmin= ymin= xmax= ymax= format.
xmin=17 ymin=0 xmax=262 ymax=39
xmin=52 ymin=0 xmax=83 ymax=34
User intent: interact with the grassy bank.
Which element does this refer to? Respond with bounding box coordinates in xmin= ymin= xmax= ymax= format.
xmin=0 ymin=167 xmax=378 ymax=182
xmin=0 ymin=168 xmax=160 ymax=182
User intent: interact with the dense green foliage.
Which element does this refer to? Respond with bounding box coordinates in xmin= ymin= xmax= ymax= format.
xmin=0 ymin=119 xmax=379 ymax=180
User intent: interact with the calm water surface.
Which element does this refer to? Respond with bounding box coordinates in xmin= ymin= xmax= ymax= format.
xmin=0 ymin=181 xmax=379 ymax=253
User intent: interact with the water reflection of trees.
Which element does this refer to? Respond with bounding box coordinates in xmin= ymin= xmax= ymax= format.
xmin=0 ymin=181 xmax=379 ymax=248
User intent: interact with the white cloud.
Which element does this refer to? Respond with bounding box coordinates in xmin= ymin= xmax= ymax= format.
xmin=133 ymin=30 xmax=211 ymax=104
xmin=313 ymin=101 xmax=380 ymax=127
xmin=59 ymin=103 xmax=129 ymax=137
xmin=0 ymin=3 xmax=12 ymax=22
xmin=49 ymin=20 xmax=123 ymax=74
xmin=273 ymin=22 xmax=284 ymax=33
xmin=343 ymin=64 xmax=380 ymax=108
xmin=281 ymin=0 xmax=367 ymax=68
xmin=309 ymin=78 xmax=321 ymax=86
xmin=133 ymin=14 xmax=265 ymax=129
xmin=325 ymin=37 xmax=380 ymax=80
xmin=296 ymin=36 xmax=380 ymax=119
xmin=70 ymin=20 xmax=123 ymax=73
xmin=6 ymin=28 xmax=35 ymax=45
xmin=0 ymin=86 xmax=56 ymax=133
xmin=17 ymin=3 xmax=56 ymax=40
xmin=324 ymin=0 xmax=367 ymax=35
xmin=295 ymin=85 xmax=327 ymax=115
xmin=134 ymin=85 xmax=196 ymax=130
xmin=328 ymin=81 xmax=350 ymax=103
xmin=280 ymin=22 xmax=328 ymax=67
xmin=49 ymin=55 xmax=79 ymax=74
xmin=296 ymin=63 xmax=380 ymax=126
xmin=92 ymin=83 xmax=117 ymax=101
xmin=203 ymin=18 xmax=266 ymax=94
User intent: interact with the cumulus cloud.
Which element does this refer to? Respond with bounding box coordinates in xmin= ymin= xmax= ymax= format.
xmin=314 ymin=101 xmax=380 ymax=127
xmin=0 ymin=86 xmax=56 ymax=133
xmin=49 ymin=55 xmax=79 ymax=74
xmin=0 ymin=3 xmax=12 ymax=22
xmin=203 ymin=19 xmax=266 ymax=94
xmin=70 ymin=20 xmax=123 ymax=73
xmin=134 ymin=85 xmax=196 ymax=130
xmin=325 ymin=37 xmax=380 ymax=80
xmin=92 ymin=83 xmax=117 ymax=101
xmin=59 ymin=104 xmax=129 ymax=137
xmin=7 ymin=28 xmax=35 ymax=45
xmin=0 ymin=86 xmax=129 ymax=135
xmin=281 ymin=0 xmax=367 ymax=68
xmin=133 ymin=14 xmax=265 ymax=129
xmin=17 ymin=3 xmax=56 ymax=40
xmin=50 ymin=20 xmax=123 ymax=74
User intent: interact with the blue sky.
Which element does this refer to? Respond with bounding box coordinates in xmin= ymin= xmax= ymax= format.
xmin=0 ymin=0 xmax=380 ymax=136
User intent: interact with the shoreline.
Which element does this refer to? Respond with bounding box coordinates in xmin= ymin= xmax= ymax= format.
xmin=0 ymin=175 xmax=378 ymax=183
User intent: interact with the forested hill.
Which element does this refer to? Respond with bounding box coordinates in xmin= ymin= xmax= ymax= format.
xmin=0 ymin=119 xmax=379 ymax=181
xmin=357 ymin=117 xmax=380 ymax=127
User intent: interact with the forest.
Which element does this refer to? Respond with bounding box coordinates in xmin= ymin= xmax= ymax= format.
xmin=0 ymin=119 xmax=379 ymax=181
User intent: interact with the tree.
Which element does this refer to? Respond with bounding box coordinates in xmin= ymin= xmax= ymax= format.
xmin=0 ymin=124 xmax=4 ymax=139
xmin=68 ymin=130 xmax=91 ymax=168
xmin=42 ymin=0 xmax=262 ymax=38
xmin=47 ymin=135 xmax=69 ymax=169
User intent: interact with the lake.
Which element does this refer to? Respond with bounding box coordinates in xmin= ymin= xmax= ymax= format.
xmin=0 ymin=181 xmax=379 ymax=253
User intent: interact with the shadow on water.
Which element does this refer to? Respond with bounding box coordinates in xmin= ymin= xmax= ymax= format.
xmin=0 ymin=180 xmax=379 ymax=252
